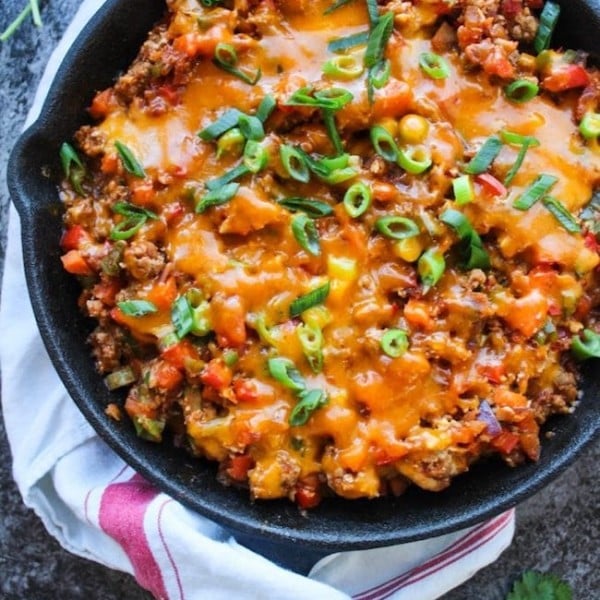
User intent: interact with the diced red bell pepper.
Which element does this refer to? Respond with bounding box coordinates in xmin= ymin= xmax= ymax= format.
xmin=542 ymin=64 xmax=590 ymax=93
xmin=233 ymin=378 xmax=259 ymax=403
xmin=154 ymin=361 xmax=184 ymax=391
xmin=490 ymin=430 xmax=520 ymax=454
xmin=226 ymin=454 xmax=254 ymax=482
xmin=92 ymin=278 xmax=120 ymax=306
xmin=162 ymin=340 xmax=199 ymax=370
xmin=61 ymin=250 xmax=92 ymax=276
xmin=476 ymin=173 xmax=507 ymax=197
xmin=60 ymin=225 xmax=91 ymax=251
xmin=200 ymin=359 xmax=232 ymax=391
xmin=295 ymin=483 xmax=321 ymax=509
xmin=501 ymin=0 xmax=523 ymax=18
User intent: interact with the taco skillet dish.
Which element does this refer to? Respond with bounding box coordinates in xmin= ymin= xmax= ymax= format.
xmin=58 ymin=0 xmax=600 ymax=508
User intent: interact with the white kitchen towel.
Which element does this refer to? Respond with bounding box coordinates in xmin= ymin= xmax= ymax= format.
xmin=0 ymin=1 xmax=515 ymax=598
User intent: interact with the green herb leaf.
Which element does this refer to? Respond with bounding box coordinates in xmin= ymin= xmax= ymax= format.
xmin=117 ymin=300 xmax=158 ymax=317
xmin=115 ymin=141 xmax=146 ymax=178
xmin=507 ymin=571 xmax=572 ymax=600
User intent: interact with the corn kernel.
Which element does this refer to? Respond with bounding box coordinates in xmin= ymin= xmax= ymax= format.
xmin=377 ymin=117 xmax=398 ymax=137
xmin=303 ymin=305 xmax=332 ymax=329
xmin=327 ymin=255 xmax=358 ymax=281
xmin=393 ymin=237 xmax=423 ymax=262
xmin=398 ymin=114 xmax=429 ymax=144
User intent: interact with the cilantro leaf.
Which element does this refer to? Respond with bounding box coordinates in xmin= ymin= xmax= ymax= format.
xmin=507 ymin=571 xmax=573 ymax=600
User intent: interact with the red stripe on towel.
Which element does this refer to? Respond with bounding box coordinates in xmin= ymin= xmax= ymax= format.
xmin=99 ymin=473 xmax=167 ymax=599
xmin=354 ymin=510 xmax=513 ymax=600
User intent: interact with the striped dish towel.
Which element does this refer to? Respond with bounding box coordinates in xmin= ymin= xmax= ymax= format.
xmin=0 ymin=1 xmax=515 ymax=598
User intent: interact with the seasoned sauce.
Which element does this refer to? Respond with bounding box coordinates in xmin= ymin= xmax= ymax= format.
xmin=60 ymin=0 xmax=600 ymax=507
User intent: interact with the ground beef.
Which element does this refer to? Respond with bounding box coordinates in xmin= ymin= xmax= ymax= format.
xmin=122 ymin=241 xmax=165 ymax=280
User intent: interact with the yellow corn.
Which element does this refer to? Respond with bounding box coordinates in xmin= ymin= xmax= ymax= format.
xmin=393 ymin=237 xmax=423 ymax=262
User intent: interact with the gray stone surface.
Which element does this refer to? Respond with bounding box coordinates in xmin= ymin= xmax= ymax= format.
xmin=0 ymin=2 xmax=597 ymax=599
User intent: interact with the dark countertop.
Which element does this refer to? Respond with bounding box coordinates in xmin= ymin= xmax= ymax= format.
xmin=0 ymin=2 xmax=598 ymax=599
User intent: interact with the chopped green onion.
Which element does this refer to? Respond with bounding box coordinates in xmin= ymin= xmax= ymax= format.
xmin=205 ymin=164 xmax=250 ymax=191
xmin=286 ymin=86 xmax=353 ymax=110
xmin=199 ymin=109 xmax=243 ymax=141
xmin=464 ymin=136 xmax=503 ymax=175
xmin=289 ymin=389 xmax=328 ymax=427
xmin=534 ymin=0 xmax=560 ymax=54
xmin=327 ymin=30 xmax=369 ymax=53
xmin=256 ymin=94 xmax=276 ymax=122
xmin=280 ymin=145 xmax=310 ymax=183
xmin=453 ymin=175 xmax=475 ymax=205
xmin=101 ymin=241 xmax=125 ymax=276
xmin=512 ymin=173 xmax=558 ymax=210
xmin=172 ymin=295 xmax=194 ymax=338
xmin=117 ymin=300 xmax=158 ymax=317
xmin=291 ymin=214 xmax=321 ymax=256
xmin=110 ymin=202 xmax=157 ymax=241
xmin=277 ymin=197 xmax=333 ymax=218
xmin=213 ymin=42 xmax=261 ymax=85
xmin=504 ymin=79 xmax=539 ymax=103
xmin=196 ymin=182 xmax=240 ymax=213
xmin=290 ymin=282 xmax=331 ymax=318
xmin=59 ymin=142 xmax=86 ymax=195
xmin=319 ymin=167 xmax=358 ymax=184
xmin=323 ymin=55 xmax=364 ymax=80
xmin=380 ymin=329 xmax=409 ymax=358
xmin=243 ymin=140 xmax=268 ymax=173
xmin=370 ymin=125 xmax=399 ymax=162
xmin=112 ymin=202 xmax=157 ymax=220
xmin=369 ymin=59 xmax=391 ymax=89
xmin=217 ymin=128 xmax=245 ymax=159
xmin=105 ymin=366 xmax=137 ymax=391
xmin=375 ymin=216 xmax=420 ymax=240
xmin=397 ymin=146 xmax=432 ymax=174
xmin=440 ymin=209 xmax=490 ymax=270
xmin=571 ymin=329 xmax=600 ymax=360
xmin=132 ymin=414 xmax=165 ymax=442
xmin=343 ymin=182 xmax=372 ymax=217
xmin=322 ymin=109 xmax=345 ymax=155
xmin=324 ymin=0 xmax=355 ymax=14
xmin=0 ymin=5 xmax=33 ymax=42
xmin=364 ymin=11 xmax=394 ymax=69
xmin=500 ymin=130 xmax=541 ymax=147
xmin=542 ymin=196 xmax=581 ymax=233
xmin=297 ymin=324 xmax=324 ymax=373
xmin=115 ymin=141 xmax=145 ymax=178
xmin=418 ymin=52 xmax=450 ymax=80
xmin=503 ymin=141 xmax=533 ymax=187
xmin=30 ymin=0 xmax=42 ymax=27
xmin=237 ymin=114 xmax=265 ymax=141
xmin=418 ymin=248 xmax=446 ymax=289
xmin=365 ymin=0 xmax=379 ymax=25
xmin=579 ymin=112 xmax=600 ymax=140
xmin=268 ymin=357 xmax=305 ymax=391
xmin=186 ymin=288 xmax=212 ymax=336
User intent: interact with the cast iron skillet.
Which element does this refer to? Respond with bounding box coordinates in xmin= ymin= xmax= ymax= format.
xmin=7 ymin=0 xmax=600 ymax=574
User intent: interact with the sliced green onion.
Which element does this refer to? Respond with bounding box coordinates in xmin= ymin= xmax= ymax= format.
xmin=343 ymin=182 xmax=371 ymax=217
xmin=110 ymin=203 xmax=156 ymax=241
xmin=286 ymin=86 xmax=353 ymax=110
xmin=256 ymin=94 xmax=276 ymax=122
xmin=418 ymin=248 xmax=446 ymax=289
xmin=418 ymin=52 xmax=451 ymax=80
xmin=196 ymin=182 xmax=240 ymax=213
xmin=513 ymin=173 xmax=558 ymax=210
xmin=376 ymin=216 xmax=420 ymax=240
xmin=327 ymin=30 xmax=369 ymax=53
xmin=132 ymin=414 xmax=165 ymax=442
xmin=534 ymin=0 xmax=560 ymax=54
xmin=364 ymin=11 xmax=394 ymax=68
xmin=453 ymin=175 xmax=475 ymax=205
xmin=172 ymin=295 xmax=194 ymax=338
xmin=290 ymin=282 xmax=331 ymax=318
xmin=503 ymin=142 xmax=532 ymax=187
xmin=440 ymin=209 xmax=490 ymax=270
xmin=117 ymin=300 xmax=158 ymax=317
xmin=213 ymin=42 xmax=261 ymax=85
xmin=112 ymin=202 xmax=157 ymax=220
xmin=366 ymin=0 xmax=379 ymax=25
xmin=322 ymin=109 xmax=344 ymax=155
xmin=277 ymin=197 xmax=334 ymax=218
xmin=297 ymin=324 xmax=324 ymax=373
xmin=30 ymin=0 xmax=42 ymax=27
xmin=380 ymin=329 xmax=409 ymax=358
xmin=369 ymin=59 xmax=391 ymax=89
xmin=205 ymin=164 xmax=250 ymax=191
xmin=542 ymin=196 xmax=581 ymax=233
xmin=0 ymin=5 xmax=33 ymax=42
xmin=319 ymin=167 xmax=358 ymax=184
xmin=397 ymin=146 xmax=432 ymax=174
xmin=243 ymin=141 xmax=268 ymax=173
xmin=579 ymin=112 xmax=600 ymax=140
xmin=268 ymin=357 xmax=305 ymax=391
xmin=464 ymin=136 xmax=503 ymax=175
xmin=289 ymin=389 xmax=328 ymax=427
xmin=186 ymin=288 xmax=212 ymax=336
xmin=280 ymin=145 xmax=310 ymax=183
xmin=115 ymin=141 xmax=145 ymax=178
xmin=323 ymin=55 xmax=364 ymax=80
xmin=504 ymin=79 xmax=539 ymax=103
xmin=324 ymin=0 xmax=355 ymax=14
xmin=500 ymin=130 xmax=541 ymax=147
xmin=571 ymin=328 xmax=600 ymax=360
xmin=60 ymin=142 xmax=86 ymax=195
xmin=370 ymin=125 xmax=399 ymax=162
xmin=105 ymin=366 xmax=137 ymax=391
xmin=216 ymin=128 xmax=245 ymax=159
xmin=237 ymin=114 xmax=265 ymax=141
xmin=101 ymin=241 xmax=125 ymax=276
xmin=199 ymin=109 xmax=243 ymax=141
xmin=291 ymin=214 xmax=321 ymax=256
